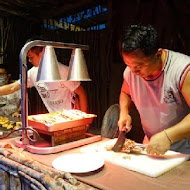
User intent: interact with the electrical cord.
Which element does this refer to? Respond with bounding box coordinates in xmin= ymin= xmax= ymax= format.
xmin=0 ymin=127 xmax=40 ymax=142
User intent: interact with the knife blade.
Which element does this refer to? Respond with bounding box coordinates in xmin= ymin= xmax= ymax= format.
xmin=112 ymin=129 xmax=127 ymax=152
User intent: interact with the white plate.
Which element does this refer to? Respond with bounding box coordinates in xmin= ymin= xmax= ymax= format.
xmin=52 ymin=153 xmax=104 ymax=173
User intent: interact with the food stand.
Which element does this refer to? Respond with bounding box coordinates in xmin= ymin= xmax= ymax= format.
xmin=0 ymin=137 xmax=190 ymax=190
xmin=0 ymin=40 xmax=190 ymax=190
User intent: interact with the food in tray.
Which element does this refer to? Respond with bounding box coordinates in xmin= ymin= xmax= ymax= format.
xmin=28 ymin=109 xmax=96 ymax=125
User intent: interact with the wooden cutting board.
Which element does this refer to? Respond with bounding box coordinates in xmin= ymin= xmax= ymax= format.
xmin=80 ymin=139 xmax=190 ymax=178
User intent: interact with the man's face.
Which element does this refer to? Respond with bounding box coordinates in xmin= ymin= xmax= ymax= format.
xmin=0 ymin=68 xmax=9 ymax=86
xmin=27 ymin=50 xmax=42 ymax=67
xmin=122 ymin=50 xmax=161 ymax=79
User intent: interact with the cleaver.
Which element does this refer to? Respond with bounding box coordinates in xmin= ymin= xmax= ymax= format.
xmin=112 ymin=129 xmax=127 ymax=152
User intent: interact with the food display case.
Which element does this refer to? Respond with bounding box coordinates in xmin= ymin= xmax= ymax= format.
xmin=28 ymin=109 xmax=97 ymax=146
xmin=15 ymin=109 xmax=101 ymax=154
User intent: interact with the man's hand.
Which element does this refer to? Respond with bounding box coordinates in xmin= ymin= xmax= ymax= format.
xmin=12 ymin=111 xmax=21 ymax=118
xmin=146 ymin=131 xmax=171 ymax=155
xmin=118 ymin=114 xmax=132 ymax=132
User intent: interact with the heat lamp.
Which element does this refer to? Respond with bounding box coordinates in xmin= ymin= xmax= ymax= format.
xmin=15 ymin=40 xmax=101 ymax=154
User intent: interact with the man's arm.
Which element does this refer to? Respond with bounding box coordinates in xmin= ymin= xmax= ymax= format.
xmin=165 ymin=71 xmax=190 ymax=141
xmin=147 ymin=71 xmax=190 ymax=155
xmin=74 ymin=85 xmax=88 ymax=112
xmin=118 ymin=80 xmax=133 ymax=131
xmin=0 ymin=81 xmax=21 ymax=95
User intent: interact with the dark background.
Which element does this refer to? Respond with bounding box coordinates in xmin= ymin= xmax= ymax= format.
xmin=0 ymin=0 xmax=190 ymax=142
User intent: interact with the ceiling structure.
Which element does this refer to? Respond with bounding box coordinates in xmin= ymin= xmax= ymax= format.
xmin=0 ymin=0 xmax=108 ymax=29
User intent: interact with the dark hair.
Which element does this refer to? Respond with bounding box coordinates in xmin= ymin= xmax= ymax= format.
xmin=121 ymin=25 xmax=159 ymax=56
xmin=25 ymin=36 xmax=44 ymax=55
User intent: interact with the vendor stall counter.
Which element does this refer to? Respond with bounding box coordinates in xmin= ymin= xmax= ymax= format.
xmin=0 ymin=137 xmax=190 ymax=190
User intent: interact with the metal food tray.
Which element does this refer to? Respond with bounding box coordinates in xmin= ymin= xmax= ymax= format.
xmin=28 ymin=112 xmax=96 ymax=132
